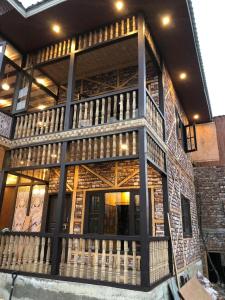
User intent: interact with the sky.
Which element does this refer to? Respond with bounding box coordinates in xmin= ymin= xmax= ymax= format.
xmin=192 ymin=0 xmax=225 ymax=117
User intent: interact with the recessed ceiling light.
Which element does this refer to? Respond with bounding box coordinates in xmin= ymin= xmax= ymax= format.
xmin=1 ymin=82 xmax=10 ymax=91
xmin=115 ymin=1 xmax=124 ymax=11
xmin=162 ymin=15 xmax=171 ymax=27
xmin=193 ymin=114 xmax=199 ymax=120
xmin=180 ymin=72 xmax=187 ymax=80
xmin=38 ymin=105 xmax=46 ymax=110
xmin=52 ymin=24 xmax=61 ymax=34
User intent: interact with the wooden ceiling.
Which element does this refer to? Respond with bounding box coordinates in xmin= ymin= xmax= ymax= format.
xmin=0 ymin=0 xmax=212 ymax=122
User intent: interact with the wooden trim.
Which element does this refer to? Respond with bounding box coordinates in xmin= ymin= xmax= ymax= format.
xmin=118 ymin=169 xmax=139 ymax=187
xmin=81 ymin=165 xmax=114 ymax=188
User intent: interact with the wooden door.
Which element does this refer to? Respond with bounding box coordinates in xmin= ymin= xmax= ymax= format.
xmin=0 ymin=187 xmax=17 ymax=230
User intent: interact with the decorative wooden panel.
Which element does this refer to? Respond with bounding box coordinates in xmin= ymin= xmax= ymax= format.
xmin=29 ymin=185 xmax=46 ymax=232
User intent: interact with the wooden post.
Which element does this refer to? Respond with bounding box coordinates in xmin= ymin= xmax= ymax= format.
xmin=138 ymin=127 xmax=150 ymax=287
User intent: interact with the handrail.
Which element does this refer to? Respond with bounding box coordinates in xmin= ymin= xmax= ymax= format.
xmin=15 ymin=103 xmax=66 ymax=117
xmin=58 ymin=234 xmax=141 ymax=241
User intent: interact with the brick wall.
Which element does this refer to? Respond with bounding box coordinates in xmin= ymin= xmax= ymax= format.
xmin=163 ymin=68 xmax=201 ymax=271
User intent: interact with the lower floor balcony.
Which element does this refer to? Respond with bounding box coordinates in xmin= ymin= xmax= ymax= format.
xmin=0 ymin=159 xmax=171 ymax=290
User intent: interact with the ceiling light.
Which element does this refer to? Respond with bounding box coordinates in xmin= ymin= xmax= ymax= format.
xmin=162 ymin=15 xmax=171 ymax=27
xmin=0 ymin=99 xmax=8 ymax=105
xmin=52 ymin=24 xmax=61 ymax=34
xmin=180 ymin=72 xmax=187 ymax=80
xmin=193 ymin=114 xmax=199 ymax=120
xmin=38 ymin=105 xmax=46 ymax=110
xmin=1 ymin=82 xmax=10 ymax=91
xmin=121 ymin=144 xmax=128 ymax=151
xmin=115 ymin=1 xmax=124 ymax=11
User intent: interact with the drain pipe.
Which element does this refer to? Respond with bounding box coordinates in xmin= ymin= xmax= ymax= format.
xmin=9 ymin=272 xmax=18 ymax=300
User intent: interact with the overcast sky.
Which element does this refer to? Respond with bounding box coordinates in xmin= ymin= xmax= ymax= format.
xmin=192 ymin=0 xmax=224 ymax=117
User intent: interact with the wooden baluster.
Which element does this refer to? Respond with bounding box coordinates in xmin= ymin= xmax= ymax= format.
xmin=116 ymin=240 xmax=121 ymax=283
xmin=73 ymin=239 xmax=79 ymax=277
xmin=112 ymin=135 xmax=117 ymax=157
xmin=66 ymin=238 xmax=73 ymax=276
xmin=80 ymin=139 xmax=86 ymax=160
xmin=107 ymin=97 xmax=111 ymax=123
xmin=125 ymin=133 xmax=129 ymax=156
xmin=132 ymin=91 xmax=137 ymax=118
xmin=67 ymin=39 xmax=71 ymax=53
xmin=45 ymin=110 xmax=50 ymax=134
xmin=76 ymin=140 xmax=80 ymax=160
xmin=101 ymin=240 xmax=106 ymax=281
xmin=83 ymin=34 xmax=87 ymax=48
xmin=84 ymin=102 xmax=88 ymax=126
xmin=35 ymin=113 xmax=41 ymax=135
xmin=18 ymin=116 xmax=24 ymax=138
xmin=54 ymin=108 xmax=60 ymax=132
xmin=124 ymin=241 xmax=128 ymax=284
xmin=78 ymin=103 xmax=83 ymax=128
xmin=119 ymin=94 xmax=124 ymax=121
xmin=126 ymin=93 xmax=130 ymax=119
xmin=121 ymin=19 xmax=125 ymax=35
xmin=132 ymin=241 xmax=137 ymax=285
xmin=0 ymin=235 xmax=5 ymax=266
xmin=95 ymin=99 xmax=99 ymax=125
xmin=16 ymin=236 xmax=24 ymax=270
xmin=14 ymin=117 xmax=19 ymax=138
xmin=88 ymin=138 xmax=92 ymax=160
xmin=87 ymin=239 xmax=92 ymax=279
xmin=119 ymin=134 xmax=123 ymax=156
xmin=94 ymin=31 xmax=98 ymax=45
xmin=46 ymin=144 xmax=51 ymax=164
xmin=99 ymin=29 xmax=103 ymax=43
xmin=27 ymin=237 xmax=35 ymax=272
xmin=73 ymin=104 xmax=78 ymax=129
xmin=132 ymin=131 xmax=137 ymax=155
xmin=100 ymin=137 xmax=104 ymax=159
xmin=60 ymin=107 xmax=65 ymax=131
xmin=80 ymin=239 xmax=85 ymax=278
xmin=11 ymin=236 xmax=19 ymax=270
xmin=51 ymin=143 xmax=56 ymax=164
xmin=62 ymin=40 xmax=66 ymax=55
xmin=40 ymin=111 xmax=46 ymax=135
xmin=106 ymin=136 xmax=110 ymax=157
xmin=38 ymin=237 xmax=45 ymax=273
xmin=115 ymin=22 xmax=119 ymax=37
xmin=50 ymin=109 xmax=55 ymax=133
xmin=127 ymin=17 xmax=130 ymax=33
xmin=113 ymin=95 xmax=117 ymax=120
xmin=132 ymin=16 xmax=136 ymax=31
xmin=33 ymin=237 xmax=40 ymax=273
xmin=6 ymin=235 xmax=14 ymax=269
xmin=18 ymin=148 xmax=23 ymax=165
xmin=22 ymin=115 xmax=28 ymax=137
xmin=89 ymin=101 xmax=94 ymax=126
xmin=93 ymin=138 xmax=98 ymax=159
xmin=104 ymin=26 xmax=108 ymax=41
xmin=88 ymin=32 xmax=92 ymax=47
xmin=41 ymin=145 xmax=46 ymax=165
xmin=22 ymin=236 xmax=29 ymax=271
xmin=110 ymin=24 xmax=114 ymax=39
xmin=108 ymin=240 xmax=113 ymax=282
xmin=44 ymin=238 xmax=51 ymax=274
xmin=94 ymin=240 xmax=99 ymax=280
xmin=101 ymin=98 xmax=105 ymax=124
xmin=60 ymin=238 xmax=66 ymax=276
xmin=31 ymin=113 xmax=36 ymax=136
xmin=26 ymin=114 xmax=32 ymax=137
xmin=57 ymin=143 xmax=61 ymax=163
xmin=36 ymin=146 xmax=41 ymax=165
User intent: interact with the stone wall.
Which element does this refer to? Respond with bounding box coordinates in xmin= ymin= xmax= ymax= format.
xmin=163 ymin=68 xmax=201 ymax=271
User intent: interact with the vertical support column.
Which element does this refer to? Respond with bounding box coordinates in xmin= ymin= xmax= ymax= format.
xmin=138 ymin=14 xmax=147 ymax=118
xmin=64 ymin=38 xmax=76 ymax=131
xmin=0 ymin=171 xmax=8 ymax=213
xmin=0 ymin=42 xmax=6 ymax=79
xmin=138 ymin=127 xmax=150 ymax=287
xmin=51 ymin=142 xmax=67 ymax=275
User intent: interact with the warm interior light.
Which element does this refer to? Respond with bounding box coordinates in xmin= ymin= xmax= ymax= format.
xmin=115 ymin=1 xmax=124 ymax=11
xmin=0 ymin=99 xmax=9 ymax=105
xmin=180 ymin=72 xmax=187 ymax=80
xmin=193 ymin=114 xmax=199 ymax=120
xmin=52 ymin=24 xmax=61 ymax=34
xmin=162 ymin=15 xmax=171 ymax=27
xmin=36 ymin=78 xmax=45 ymax=85
xmin=121 ymin=144 xmax=128 ymax=151
xmin=1 ymin=82 xmax=10 ymax=91
xmin=38 ymin=105 xmax=46 ymax=110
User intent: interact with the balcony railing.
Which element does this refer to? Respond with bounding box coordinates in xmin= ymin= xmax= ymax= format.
xmin=14 ymin=105 xmax=65 ymax=139
xmin=0 ymin=233 xmax=52 ymax=274
xmin=72 ymin=88 xmax=138 ymax=129
xmin=146 ymin=89 xmax=164 ymax=141
xmin=59 ymin=236 xmax=141 ymax=285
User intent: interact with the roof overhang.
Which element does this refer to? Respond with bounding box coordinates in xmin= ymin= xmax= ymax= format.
xmin=0 ymin=0 xmax=212 ymax=123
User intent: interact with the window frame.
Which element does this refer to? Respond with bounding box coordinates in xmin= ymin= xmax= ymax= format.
xmin=181 ymin=194 xmax=192 ymax=238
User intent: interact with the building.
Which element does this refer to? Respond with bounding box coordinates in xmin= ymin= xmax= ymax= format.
xmin=192 ymin=116 xmax=225 ymax=284
xmin=0 ymin=0 xmax=212 ymax=298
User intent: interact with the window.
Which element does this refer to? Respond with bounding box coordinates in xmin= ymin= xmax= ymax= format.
xmin=84 ymin=190 xmax=140 ymax=235
xmin=181 ymin=195 xmax=192 ymax=237
xmin=175 ymin=109 xmax=185 ymax=149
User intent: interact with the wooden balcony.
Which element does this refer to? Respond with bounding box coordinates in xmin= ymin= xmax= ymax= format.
xmin=0 ymin=232 xmax=170 ymax=289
